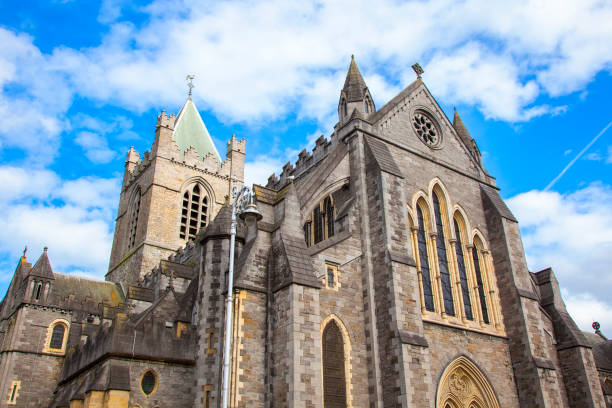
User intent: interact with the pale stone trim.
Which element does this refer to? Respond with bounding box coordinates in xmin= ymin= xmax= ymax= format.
xmin=6 ymin=380 xmax=20 ymax=405
xmin=42 ymin=318 xmax=70 ymax=355
xmin=436 ymin=356 xmax=500 ymax=408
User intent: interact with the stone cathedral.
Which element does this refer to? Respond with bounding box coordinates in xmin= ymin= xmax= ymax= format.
xmin=0 ymin=57 xmax=610 ymax=408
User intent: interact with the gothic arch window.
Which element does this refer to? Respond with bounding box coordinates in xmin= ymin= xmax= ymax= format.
xmin=43 ymin=319 xmax=69 ymax=354
xmin=180 ymin=183 xmax=209 ymax=240
xmin=453 ymin=214 xmax=473 ymax=321
xmin=322 ymin=320 xmax=347 ymax=408
xmin=433 ymin=189 xmax=455 ymax=316
xmin=127 ymin=188 xmax=141 ymax=249
xmin=415 ymin=200 xmax=435 ymax=312
xmin=341 ymin=98 xmax=347 ymax=117
xmin=436 ymin=356 xmax=499 ymax=408
xmin=472 ymin=236 xmax=490 ymax=325
xmin=303 ymin=195 xmax=335 ymax=247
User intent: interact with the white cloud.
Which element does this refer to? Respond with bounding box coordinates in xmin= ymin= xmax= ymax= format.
xmin=1 ymin=0 xmax=612 ymax=162
xmin=75 ymin=131 xmax=117 ymax=163
xmin=583 ymin=152 xmax=602 ymax=161
xmin=506 ymin=183 xmax=612 ymax=331
xmin=0 ymin=166 xmax=120 ymax=280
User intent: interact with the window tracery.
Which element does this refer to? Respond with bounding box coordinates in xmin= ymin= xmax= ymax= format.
xmin=409 ymin=182 xmax=502 ymax=334
xmin=180 ymin=183 xmax=209 ymax=240
xmin=436 ymin=356 xmax=500 ymax=408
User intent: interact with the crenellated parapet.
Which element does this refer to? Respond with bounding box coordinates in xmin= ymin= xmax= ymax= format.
xmin=265 ymin=134 xmax=333 ymax=190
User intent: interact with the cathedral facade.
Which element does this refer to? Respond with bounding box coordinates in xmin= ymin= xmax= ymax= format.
xmin=0 ymin=57 xmax=610 ymax=408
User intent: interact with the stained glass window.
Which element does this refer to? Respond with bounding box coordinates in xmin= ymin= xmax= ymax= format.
xmin=49 ymin=324 xmax=65 ymax=349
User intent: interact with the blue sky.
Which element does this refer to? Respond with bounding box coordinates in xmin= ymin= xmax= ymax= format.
xmin=1 ymin=0 xmax=611 ymax=332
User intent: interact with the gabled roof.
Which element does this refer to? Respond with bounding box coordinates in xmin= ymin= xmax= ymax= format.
xmin=342 ymin=56 xmax=369 ymax=102
xmin=30 ymin=247 xmax=54 ymax=279
xmin=173 ymin=97 xmax=222 ymax=163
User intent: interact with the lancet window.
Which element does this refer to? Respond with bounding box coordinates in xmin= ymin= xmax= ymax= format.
xmin=304 ymin=195 xmax=335 ymax=247
xmin=472 ymin=238 xmax=490 ymax=324
xmin=409 ymin=182 xmax=501 ymax=333
xmin=454 ymin=218 xmax=473 ymax=320
xmin=322 ymin=320 xmax=347 ymax=408
xmin=416 ymin=204 xmax=435 ymax=312
xmin=127 ymin=188 xmax=141 ymax=249
xmin=180 ymin=184 xmax=209 ymax=240
xmin=433 ymin=192 xmax=455 ymax=316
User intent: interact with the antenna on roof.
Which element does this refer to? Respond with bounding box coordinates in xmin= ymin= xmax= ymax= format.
xmin=186 ymin=74 xmax=195 ymax=97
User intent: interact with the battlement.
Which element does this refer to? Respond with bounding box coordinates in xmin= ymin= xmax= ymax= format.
xmin=156 ymin=110 xmax=176 ymax=130
xmin=227 ymin=134 xmax=246 ymax=155
xmin=265 ymin=134 xmax=333 ymax=190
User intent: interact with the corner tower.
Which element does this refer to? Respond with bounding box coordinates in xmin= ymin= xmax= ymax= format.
xmin=107 ymin=92 xmax=245 ymax=285
xmin=338 ymin=55 xmax=375 ymax=121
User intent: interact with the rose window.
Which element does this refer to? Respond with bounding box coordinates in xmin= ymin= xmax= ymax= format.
xmin=412 ymin=111 xmax=441 ymax=147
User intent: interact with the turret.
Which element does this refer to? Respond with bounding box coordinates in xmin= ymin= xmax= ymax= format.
xmin=25 ymin=247 xmax=54 ymax=304
xmin=452 ymin=108 xmax=482 ymax=165
xmin=338 ymin=55 xmax=375 ymax=122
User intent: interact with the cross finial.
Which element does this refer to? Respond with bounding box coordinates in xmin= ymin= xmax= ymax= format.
xmin=22 ymin=246 xmax=27 ymax=259
xmin=411 ymin=63 xmax=424 ymax=79
xmin=186 ymin=74 xmax=195 ymax=97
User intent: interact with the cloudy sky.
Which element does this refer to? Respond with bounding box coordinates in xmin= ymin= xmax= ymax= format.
xmin=1 ymin=0 xmax=611 ymax=333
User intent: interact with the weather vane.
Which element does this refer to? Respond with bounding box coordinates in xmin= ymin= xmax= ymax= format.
xmin=186 ymin=74 xmax=195 ymax=97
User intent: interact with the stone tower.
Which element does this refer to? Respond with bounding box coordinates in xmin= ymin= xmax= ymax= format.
xmin=106 ymin=95 xmax=245 ymax=284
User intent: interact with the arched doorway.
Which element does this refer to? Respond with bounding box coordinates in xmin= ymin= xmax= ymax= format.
xmin=323 ymin=320 xmax=346 ymax=407
xmin=436 ymin=356 xmax=499 ymax=408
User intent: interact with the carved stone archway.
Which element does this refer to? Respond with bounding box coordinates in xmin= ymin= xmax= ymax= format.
xmin=436 ymin=356 xmax=499 ymax=408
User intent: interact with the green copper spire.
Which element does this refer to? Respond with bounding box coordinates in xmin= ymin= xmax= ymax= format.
xmin=173 ymin=97 xmax=222 ymax=163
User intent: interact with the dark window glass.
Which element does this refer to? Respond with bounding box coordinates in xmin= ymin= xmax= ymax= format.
xmin=205 ymin=390 xmax=211 ymax=408
xmin=342 ymin=99 xmax=347 ymax=116
xmin=454 ymin=220 xmax=473 ymax=320
xmin=314 ymin=206 xmax=323 ymax=244
xmin=128 ymin=189 xmax=141 ymax=249
xmin=303 ymin=222 xmax=311 ymax=247
xmin=472 ymin=247 xmax=489 ymax=324
xmin=327 ymin=268 xmax=335 ymax=288
xmin=10 ymin=384 xmax=17 ymax=402
xmin=323 ymin=321 xmax=346 ymax=408
xmin=433 ymin=193 xmax=455 ymax=316
xmin=325 ymin=197 xmax=335 ymax=238
xmin=50 ymin=324 xmax=65 ymax=349
xmin=141 ymin=371 xmax=156 ymax=395
xmin=180 ymin=185 xmax=208 ymax=240
xmin=364 ymin=100 xmax=369 ymax=113
xmin=35 ymin=283 xmax=42 ymax=300
xmin=416 ymin=207 xmax=434 ymax=311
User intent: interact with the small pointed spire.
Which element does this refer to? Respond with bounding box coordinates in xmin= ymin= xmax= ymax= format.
xmin=342 ymin=56 xmax=368 ymax=102
xmin=452 ymin=108 xmax=472 ymax=145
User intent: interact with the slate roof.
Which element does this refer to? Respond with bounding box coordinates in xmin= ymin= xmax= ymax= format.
xmin=480 ymin=185 xmax=517 ymax=222
xmin=29 ymin=248 xmax=54 ymax=279
xmin=342 ymin=56 xmax=368 ymax=102
xmin=173 ymin=97 xmax=221 ymax=162
xmin=52 ymin=273 xmax=124 ymax=307
xmin=582 ymin=331 xmax=612 ymax=372
xmin=364 ymin=136 xmax=404 ymax=178
xmin=277 ymin=234 xmax=321 ymax=290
